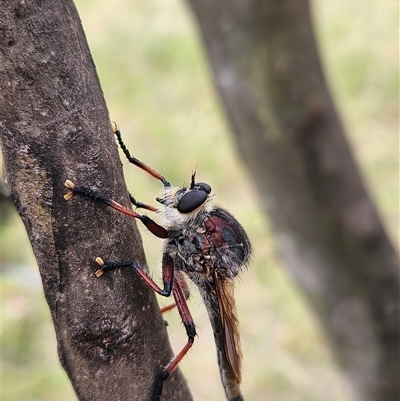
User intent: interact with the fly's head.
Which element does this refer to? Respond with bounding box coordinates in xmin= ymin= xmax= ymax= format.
xmin=156 ymin=172 xmax=214 ymax=227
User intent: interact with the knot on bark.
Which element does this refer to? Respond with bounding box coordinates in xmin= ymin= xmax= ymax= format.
xmin=71 ymin=314 xmax=137 ymax=362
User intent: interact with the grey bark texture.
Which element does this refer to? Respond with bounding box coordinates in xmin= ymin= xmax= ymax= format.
xmin=0 ymin=1 xmax=192 ymax=401
xmin=186 ymin=1 xmax=399 ymax=401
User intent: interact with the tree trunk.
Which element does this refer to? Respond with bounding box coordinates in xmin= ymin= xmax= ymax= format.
xmin=0 ymin=1 xmax=192 ymax=400
xmin=186 ymin=1 xmax=400 ymax=401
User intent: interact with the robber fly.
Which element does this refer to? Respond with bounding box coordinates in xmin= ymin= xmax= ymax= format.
xmin=64 ymin=123 xmax=251 ymax=401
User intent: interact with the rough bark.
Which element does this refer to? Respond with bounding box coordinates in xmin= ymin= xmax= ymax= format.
xmin=186 ymin=1 xmax=400 ymax=401
xmin=0 ymin=1 xmax=192 ymax=400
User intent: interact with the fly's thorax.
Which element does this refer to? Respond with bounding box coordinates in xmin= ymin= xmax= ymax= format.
xmin=166 ymin=207 xmax=250 ymax=284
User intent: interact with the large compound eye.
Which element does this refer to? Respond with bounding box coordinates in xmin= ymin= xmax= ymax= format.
xmin=177 ymin=190 xmax=208 ymax=213
xmin=193 ymin=182 xmax=211 ymax=194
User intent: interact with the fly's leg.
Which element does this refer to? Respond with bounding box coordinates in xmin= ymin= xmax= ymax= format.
xmin=160 ymin=270 xmax=190 ymax=313
xmin=95 ymin=254 xmax=196 ymax=401
xmin=164 ymin=277 xmax=196 ymax=373
xmin=64 ymin=180 xmax=194 ymax=398
xmin=94 ymin=253 xmax=174 ymax=297
xmin=153 ymin=272 xmax=196 ymax=401
xmin=129 ymin=193 xmax=159 ymax=213
xmin=112 ymin=122 xmax=170 ymax=188
xmin=64 ymin=180 xmax=172 ymax=239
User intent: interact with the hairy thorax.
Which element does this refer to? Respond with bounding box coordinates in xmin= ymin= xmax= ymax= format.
xmin=165 ymin=208 xmax=250 ymax=285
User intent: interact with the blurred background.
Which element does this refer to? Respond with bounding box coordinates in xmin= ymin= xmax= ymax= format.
xmin=1 ymin=0 xmax=398 ymax=400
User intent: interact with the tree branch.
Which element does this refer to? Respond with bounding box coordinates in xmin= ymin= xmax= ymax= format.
xmin=0 ymin=1 xmax=192 ymax=400
xmin=186 ymin=1 xmax=400 ymax=400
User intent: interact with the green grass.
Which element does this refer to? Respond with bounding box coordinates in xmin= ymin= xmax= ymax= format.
xmin=2 ymin=0 xmax=398 ymax=400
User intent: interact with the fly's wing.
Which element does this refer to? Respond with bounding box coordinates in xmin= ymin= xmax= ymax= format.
xmin=216 ymin=277 xmax=243 ymax=383
xmin=200 ymin=274 xmax=243 ymax=401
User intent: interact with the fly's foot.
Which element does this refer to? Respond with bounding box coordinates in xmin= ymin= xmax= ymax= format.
xmin=151 ymin=369 xmax=170 ymax=401
xmin=64 ymin=180 xmax=75 ymax=200
xmin=94 ymin=257 xmax=105 ymax=277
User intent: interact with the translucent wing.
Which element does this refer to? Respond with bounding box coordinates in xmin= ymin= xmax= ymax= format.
xmin=199 ymin=273 xmax=243 ymax=401
xmin=215 ymin=277 xmax=243 ymax=383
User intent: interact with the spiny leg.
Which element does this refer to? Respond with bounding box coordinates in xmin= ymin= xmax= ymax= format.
xmin=64 ymin=180 xmax=170 ymax=239
xmin=95 ymin=255 xmax=173 ymax=297
xmin=95 ymin=255 xmax=196 ymax=401
xmin=153 ymin=277 xmax=196 ymax=401
xmin=164 ymin=279 xmax=196 ymax=373
xmin=112 ymin=122 xmax=170 ymax=187
xmin=160 ymin=270 xmax=190 ymax=314
xmin=129 ymin=193 xmax=159 ymax=213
